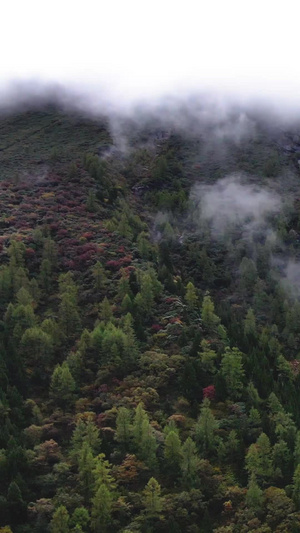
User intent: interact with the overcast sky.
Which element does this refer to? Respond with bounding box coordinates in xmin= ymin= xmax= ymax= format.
xmin=1 ymin=0 xmax=300 ymax=107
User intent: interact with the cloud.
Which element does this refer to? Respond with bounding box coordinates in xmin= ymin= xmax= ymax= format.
xmin=1 ymin=0 xmax=300 ymax=109
xmin=191 ymin=174 xmax=281 ymax=236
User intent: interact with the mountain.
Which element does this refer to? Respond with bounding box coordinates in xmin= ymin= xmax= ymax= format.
xmin=1 ymin=103 xmax=300 ymax=532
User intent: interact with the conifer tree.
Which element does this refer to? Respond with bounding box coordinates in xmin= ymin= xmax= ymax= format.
xmin=185 ymin=281 xmax=198 ymax=310
xmin=78 ymin=442 xmax=95 ymax=503
xmin=99 ymin=297 xmax=113 ymax=323
xmin=59 ymin=293 xmax=81 ymax=337
xmin=143 ymin=477 xmax=162 ymax=516
xmin=92 ymin=261 xmax=107 ymax=292
xmin=133 ymin=403 xmax=149 ymax=446
xmin=50 ymin=505 xmax=70 ymax=533
xmin=246 ymin=473 xmax=263 ymax=511
xmin=219 ymin=347 xmax=245 ymax=399
xmin=164 ymin=430 xmax=182 ymax=471
xmin=115 ymin=407 xmax=132 ymax=447
xmin=91 ymin=484 xmax=113 ymax=533
xmin=194 ymin=398 xmax=218 ymax=456
xmin=201 ymin=292 xmax=220 ymax=329
xmin=181 ymin=437 xmax=199 ymax=487
xmin=50 ymin=362 xmax=76 ymax=408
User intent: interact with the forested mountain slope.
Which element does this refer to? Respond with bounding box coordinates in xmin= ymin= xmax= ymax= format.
xmin=1 ymin=104 xmax=300 ymax=532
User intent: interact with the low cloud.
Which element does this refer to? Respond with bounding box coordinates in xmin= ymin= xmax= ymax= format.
xmin=191 ymin=174 xmax=281 ymax=236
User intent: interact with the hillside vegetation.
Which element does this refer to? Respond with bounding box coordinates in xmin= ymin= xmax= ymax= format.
xmin=1 ymin=106 xmax=300 ymax=532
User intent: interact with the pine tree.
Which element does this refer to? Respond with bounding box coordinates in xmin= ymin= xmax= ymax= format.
xmin=92 ymin=261 xmax=107 ymax=292
xmin=99 ymin=297 xmax=113 ymax=323
xmin=78 ymin=442 xmax=95 ymax=503
xmin=121 ymin=294 xmax=133 ymax=314
xmin=181 ymin=437 xmax=199 ymax=487
xmin=185 ymin=281 xmax=198 ymax=310
xmin=115 ymin=407 xmax=132 ymax=447
xmin=93 ymin=453 xmax=116 ymax=492
xmin=194 ymin=398 xmax=218 ymax=456
xmin=133 ymin=403 xmax=149 ymax=446
xmin=164 ymin=430 xmax=182 ymax=472
xmin=20 ymin=326 xmax=53 ymax=368
xmin=244 ymin=308 xmax=257 ymax=337
xmin=143 ymin=477 xmax=162 ymax=516
xmin=70 ymin=507 xmax=90 ymax=532
xmin=59 ymin=293 xmax=81 ymax=337
xmin=50 ymin=362 xmax=76 ymax=408
xmin=219 ymin=347 xmax=245 ymax=399
xmin=246 ymin=473 xmax=263 ymax=511
xmin=139 ymin=273 xmax=155 ymax=313
xmin=245 ymin=432 xmax=273 ymax=481
xmin=50 ymin=505 xmax=70 ymax=533
xmin=139 ymin=419 xmax=158 ymax=470
xmin=201 ymin=292 xmax=220 ymax=329
xmin=7 ymin=481 xmax=26 ymax=523
xmin=240 ymin=257 xmax=257 ymax=290
xmin=42 ymin=237 xmax=58 ymax=267
xmin=39 ymin=258 xmax=53 ymax=291
xmin=71 ymin=415 xmax=101 ymax=460
xmin=118 ymin=269 xmax=132 ymax=300
xmin=91 ymin=484 xmax=113 ymax=533
xmin=86 ymin=190 xmax=97 ymax=212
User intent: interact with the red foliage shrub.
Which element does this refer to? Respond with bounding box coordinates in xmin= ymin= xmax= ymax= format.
xmin=81 ymin=232 xmax=93 ymax=240
xmin=119 ymin=255 xmax=132 ymax=266
xmin=25 ymin=247 xmax=36 ymax=257
xmin=151 ymin=324 xmax=162 ymax=332
xmin=203 ymin=385 xmax=216 ymax=401
xmin=106 ymin=260 xmax=122 ymax=270
xmin=57 ymin=229 xmax=69 ymax=238
xmin=165 ymin=297 xmax=177 ymax=304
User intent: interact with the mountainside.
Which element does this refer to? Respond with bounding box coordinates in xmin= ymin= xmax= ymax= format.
xmin=2 ymin=105 xmax=300 ymax=532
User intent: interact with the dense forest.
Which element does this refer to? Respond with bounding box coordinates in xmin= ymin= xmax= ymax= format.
xmin=2 ymin=102 xmax=300 ymax=532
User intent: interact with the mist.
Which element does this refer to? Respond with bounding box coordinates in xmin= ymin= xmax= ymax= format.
xmin=190 ymin=175 xmax=281 ymax=236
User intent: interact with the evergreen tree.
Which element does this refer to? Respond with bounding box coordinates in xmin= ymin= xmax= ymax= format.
xmin=139 ymin=419 xmax=158 ymax=470
xmin=181 ymin=437 xmax=199 ymax=487
xmin=245 ymin=432 xmax=273 ymax=482
xmin=201 ymin=293 xmax=220 ymax=329
xmin=50 ymin=505 xmax=70 ymax=533
xmin=115 ymin=407 xmax=132 ymax=447
xmin=246 ymin=473 xmax=263 ymax=511
xmin=99 ymin=297 xmax=113 ymax=323
xmin=59 ymin=294 xmax=81 ymax=337
xmin=91 ymin=484 xmax=113 ymax=533
xmin=71 ymin=415 xmax=101 ymax=460
xmin=143 ymin=477 xmax=162 ymax=516
xmin=185 ymin=281 xmax=198 ymax=310
xmin=7 ymin=480 xmax=26 ymax=523
xmin=219 ymin=347 xmax=245 ymax=399
xmin=164 ymin=430 xmax=182 ymax=472
xmin=50 ymin=362 xmax=76 ymax=408
xmin=194 ymin=398 xmax=218 ymax=456
xmin=70 ymin=507 xmax=90 ymax=532
xmin=93 ymin=453 xmax=116 ymax=492
xmin=240 ymin=257 xmax=257 ymax=290
xmin=244 ymin=308 xmax=257 ymax=337
xmin=92 ymin=261 xmax=107 ymax=292
xmin=78 ymin=442 xmax=95 ymax=503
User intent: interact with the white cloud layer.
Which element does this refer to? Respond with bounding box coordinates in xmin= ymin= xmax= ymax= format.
xmin=1 ymin=0 xmax=300 ymax=106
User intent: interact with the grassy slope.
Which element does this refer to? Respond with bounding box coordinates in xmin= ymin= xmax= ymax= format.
xmin=0 ymin=109 xmax=111 ymax=180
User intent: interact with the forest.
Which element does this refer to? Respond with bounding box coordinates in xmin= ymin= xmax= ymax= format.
xmin=1 ymin=102 xmax=300 ymax=532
